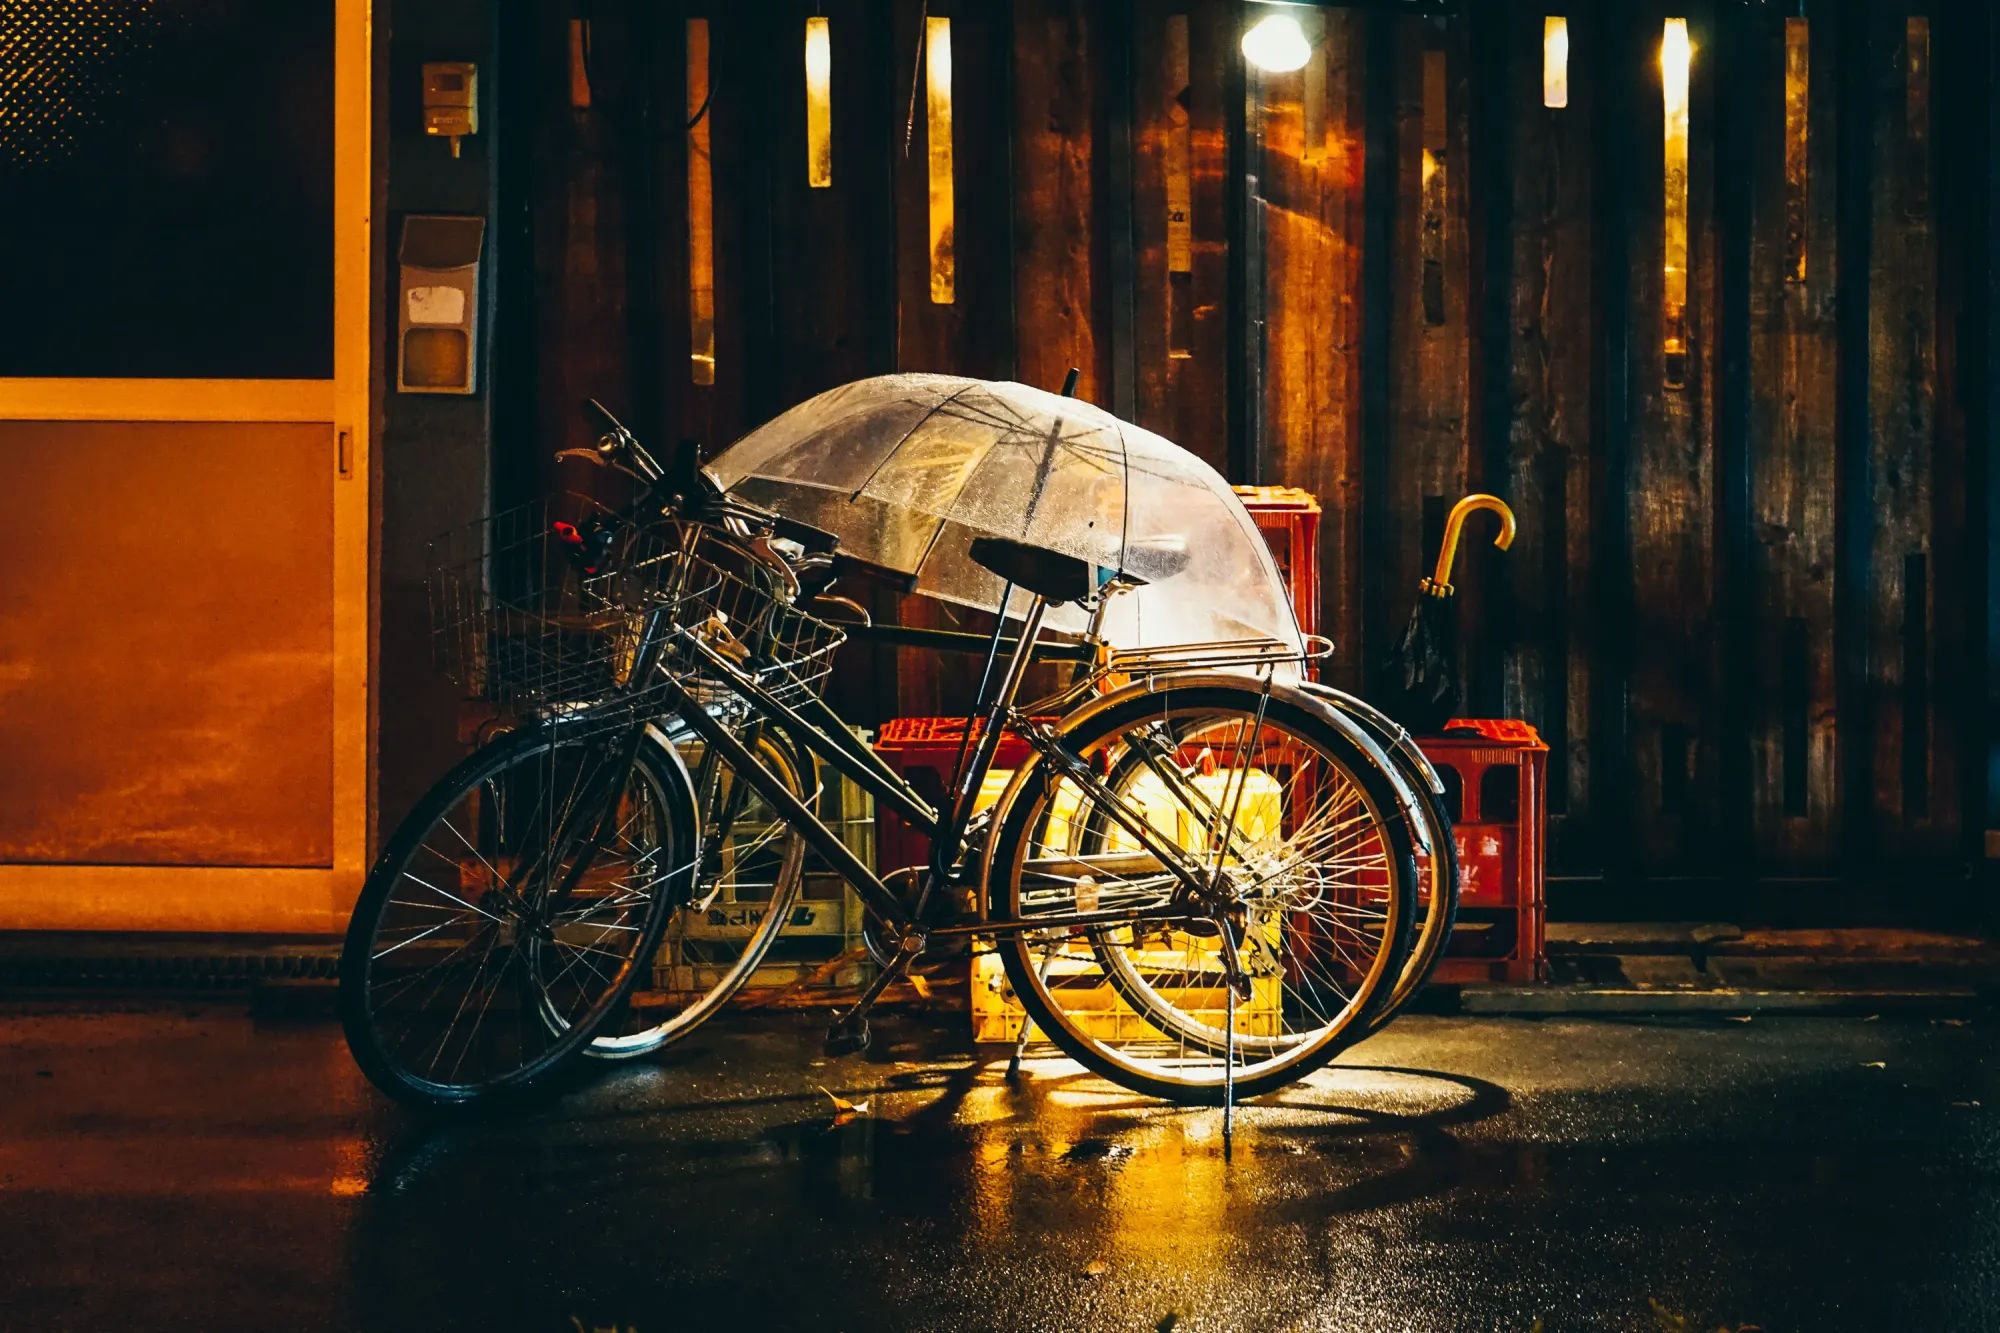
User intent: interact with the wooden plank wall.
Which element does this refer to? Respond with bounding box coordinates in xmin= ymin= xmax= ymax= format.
xmin=504 ymin=0 xmax=1995 ymax=909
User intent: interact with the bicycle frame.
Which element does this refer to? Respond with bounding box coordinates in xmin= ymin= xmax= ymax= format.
xmin=658 ymin=610 xmax=1263 ymax=949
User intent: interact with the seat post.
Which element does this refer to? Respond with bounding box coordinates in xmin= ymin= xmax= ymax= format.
xmin=932 ymin=592 xmax=1050 ymax=877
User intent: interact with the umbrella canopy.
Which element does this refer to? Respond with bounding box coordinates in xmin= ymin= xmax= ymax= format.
xmin=706 ymin=374 xmax=1303 ymax=657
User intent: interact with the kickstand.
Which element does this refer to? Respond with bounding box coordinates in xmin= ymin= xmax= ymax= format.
xmin=1223 ymin=976 xmax=1237 ymax=1151
xmin=825 ymin=926 xmax=927 ymax=1057
xmin=1006 ymin=1015 xmax=1035 ymax=1083
xmin=1006 ymin=948 xmax=1059 ymax=1083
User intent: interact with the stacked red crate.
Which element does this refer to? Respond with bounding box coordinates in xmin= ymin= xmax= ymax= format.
xmin=1231 ymin=485 xmax=1322 ymax=644
xmin=872 ymin=716 xmax=1041 ymax=874
xmin=1418 ymin=719 xmax=1548 ymax=985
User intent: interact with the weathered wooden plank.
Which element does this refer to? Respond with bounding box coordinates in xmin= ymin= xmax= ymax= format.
xmin=1011 ymin=0 xmax=1109 ymax=401
xmin=1625 ymin=0 xmax=1719 ymax=873
xmin=757 ymin=0 xmax=895 ymax=418
xmin=1255 ymin=7 xmax=1368 ymax=688
xmin=891 ymin=0 xmax=1018 ymax=721
xmin=1131 ymin=1 xmax=1230 ymax=475
xmin=1865 ymin=2 xmax=1949 ymax=856
xmin=532 ymin=0 xmax=632 ymax=505
xmin=1382 ymin=17 xmax=1470 ymax=694
xmin=894 ymin=0 xmax=1013 ymax=380
xmin=1748 ymin=6 xmax=1840 ymax=868
xmin=1931 ymin=0 xmax=1987 ymax=864
xmin=1500 ymin=0 xmax=1594 ymax=859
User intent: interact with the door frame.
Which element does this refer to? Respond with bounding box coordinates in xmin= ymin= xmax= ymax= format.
xmin=0 ymin=0 xmax=374 ymax=934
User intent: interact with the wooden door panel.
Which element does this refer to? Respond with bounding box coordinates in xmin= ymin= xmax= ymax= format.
xmin=0 ymin=421 xmax=334 ymax=867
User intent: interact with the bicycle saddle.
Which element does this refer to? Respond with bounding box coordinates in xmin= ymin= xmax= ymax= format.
xmin=967 ymin=536 xmax=1094 ymax=605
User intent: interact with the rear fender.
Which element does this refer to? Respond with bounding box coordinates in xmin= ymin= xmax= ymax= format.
xmin=986 ymin=671 xmax=1432 ymax=863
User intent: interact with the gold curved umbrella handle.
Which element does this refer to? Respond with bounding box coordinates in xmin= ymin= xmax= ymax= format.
xmin=1428 ymin=494 xmax=1516 ymax=595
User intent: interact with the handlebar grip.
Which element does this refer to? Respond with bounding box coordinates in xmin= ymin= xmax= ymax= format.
xmin=771 ymin=514 xmax=840 ymax=555
xmin=830 ymin=552 xmax=919 ymax=595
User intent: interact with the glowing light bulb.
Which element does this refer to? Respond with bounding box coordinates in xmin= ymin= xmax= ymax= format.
xmin=1242 ymin=12 xmax=1311 ymax=74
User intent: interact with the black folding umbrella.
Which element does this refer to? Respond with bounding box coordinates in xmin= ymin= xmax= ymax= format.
xmin=1381 ymin=494 xmax=1515 ymax=734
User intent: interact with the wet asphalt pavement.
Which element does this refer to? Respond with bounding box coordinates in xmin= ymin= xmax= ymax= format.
xmin=3 ymin=1002 xmax=1998 ymax=1333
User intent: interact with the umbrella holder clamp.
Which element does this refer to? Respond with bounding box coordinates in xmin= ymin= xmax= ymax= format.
xmin=1419 ymin=719 xmax=1549 ymax=986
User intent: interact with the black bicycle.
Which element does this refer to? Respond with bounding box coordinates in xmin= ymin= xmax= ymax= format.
xmin=341 ymin=401 xmax=1451 ymax=1109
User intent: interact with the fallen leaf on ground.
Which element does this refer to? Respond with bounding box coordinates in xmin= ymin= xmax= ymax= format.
xmin=819 ymin=1087 xmax=870 ymax=1115
xmin=1862 ymin=1014 xmax=1881 ymax=1022
xmin=1724 ymin=1016 xmax=1752 ymax=1023
xmin=1861 ymin=1061 xmax=1887 ymax=1069
xmin=1936 ymin=1018 xmax=1970 ymax=1027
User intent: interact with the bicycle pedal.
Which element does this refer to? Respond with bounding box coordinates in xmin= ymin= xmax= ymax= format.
xmin=823 ymin=1014 xmax=871 ymax=1058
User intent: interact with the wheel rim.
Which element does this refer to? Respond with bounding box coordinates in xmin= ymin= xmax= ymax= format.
xmin=356 ymin=731 xmax=674 ymax=1095
xmin=1001 ymin=700 xmax=1410 ymax=1091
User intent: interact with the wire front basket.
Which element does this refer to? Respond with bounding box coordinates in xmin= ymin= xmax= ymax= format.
xmin=428 ymin=497 xmax=846 ymax=728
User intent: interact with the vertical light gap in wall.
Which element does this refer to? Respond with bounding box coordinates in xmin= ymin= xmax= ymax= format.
xmin=1905 ymin=16 xmax=1929 ymax=220
xmin=1543 ymin=16 xmax=1569 ymax=109
xmin=926 ymin=16 xmax=955 ymax=305
xmin=806 ymin=16 xmax=833 ymax=189
xmin=1166 ymin=13 xmax=1194 ymax=357
xmin=569 ymin=19 xmax=592 ymax=108
xmin=1420 ymin=43 xmax=1447 ymax=327
xmin=1661 ymin=17 xmax=1691 ymax=387
xmin=1784 ymin=17 xmax=1809 ymax=283
xmin=686 ymin=18 xmax=716 ymax=385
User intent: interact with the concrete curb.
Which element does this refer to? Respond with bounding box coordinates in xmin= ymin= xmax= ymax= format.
xmin=1459 ymin=986 xmax=1984 ymax=1016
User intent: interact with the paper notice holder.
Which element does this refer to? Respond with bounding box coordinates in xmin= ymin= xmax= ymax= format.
xmin=397 ymin=214 xmax=485 ymax=395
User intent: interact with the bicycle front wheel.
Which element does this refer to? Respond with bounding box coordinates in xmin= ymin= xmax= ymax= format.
xmin=987 ymin=684 xmax=1417 ymax=1104
xmin=587 ymin=722 xmax=811 ymax=1058
xmin=340 ymin=722 xmax=692 ymax=1107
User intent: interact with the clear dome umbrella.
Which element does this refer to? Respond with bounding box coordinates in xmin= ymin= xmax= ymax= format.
xmin=705 ymin=374 xmax=1304 ymax=661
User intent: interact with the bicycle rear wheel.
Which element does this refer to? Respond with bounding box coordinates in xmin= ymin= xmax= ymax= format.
xmin=587 ymin=722 xmax=810 ymax=1058
xmin=340 ymin=722 xmax=692 ymax=1107
xmin=988 ymin=684 xmax=1416 ymax=1104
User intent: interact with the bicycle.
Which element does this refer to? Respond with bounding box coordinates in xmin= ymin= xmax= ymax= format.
xmin=341 ymin=399 xmax=1446 ymax=1110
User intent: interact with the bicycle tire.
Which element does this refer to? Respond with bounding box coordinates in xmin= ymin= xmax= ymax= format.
xmin=987 ymin=683 xmax=1417 ymax=1105
xmin=340 ymin=722 xmax=693 ymax=1107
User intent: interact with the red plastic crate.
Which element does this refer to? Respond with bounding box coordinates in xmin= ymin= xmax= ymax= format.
xmin=872 ymin=717 xmax=1044 ymax=873
xmin=1233 ymin=484 xmax=1322 ymax=643
xmin=1418 ymin=718 xmax=1548 ymax=985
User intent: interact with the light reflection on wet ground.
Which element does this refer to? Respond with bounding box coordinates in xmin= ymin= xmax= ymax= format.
xmin=4 ymin=1002 xmax=1999 ymax=1331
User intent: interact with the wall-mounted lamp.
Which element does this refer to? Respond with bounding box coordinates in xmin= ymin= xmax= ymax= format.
xmin=806 ymin=16 xmax=832 ymax=189
xmin=1661 ymin=17 xmax=1691 ymax=387
xmin=1242 ymin=12 xmax=1311 ymax=74
xmin=1542 ymin=17 xmax=1568 ymax=109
